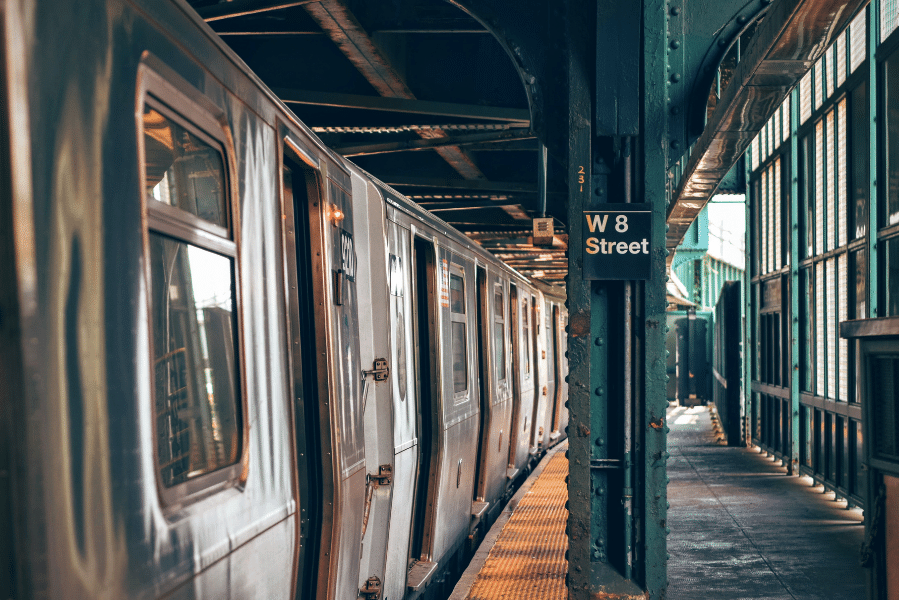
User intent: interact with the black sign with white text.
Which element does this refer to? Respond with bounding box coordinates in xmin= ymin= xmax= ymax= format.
xmin=582 ymin=204 xmax=652 ymax=280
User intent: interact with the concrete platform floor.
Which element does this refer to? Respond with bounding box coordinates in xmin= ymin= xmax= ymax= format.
xmin=667 ymin=404 xmax=866 ymax=600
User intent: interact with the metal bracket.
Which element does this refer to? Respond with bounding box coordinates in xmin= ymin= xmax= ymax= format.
xmin=368 ymin=464 xmax=392 ymax=487
xmin=590 ymin=458 xmax=623 ymax=470
xmin=363 ymin=358 xmax=390 ymax=382
xmin=360 ymin=575 xmax=382 ymax=600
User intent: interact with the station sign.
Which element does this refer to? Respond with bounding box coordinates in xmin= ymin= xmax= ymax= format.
xmin=582 ymin=204 xmax=652 ymax=280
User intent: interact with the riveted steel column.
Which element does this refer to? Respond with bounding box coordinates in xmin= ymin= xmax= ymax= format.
xmin=866 ymin=3 xmax=879 ymax=319
xmin=568 ymin=0 xmax=668 ymax=596
xmin=564 ymin=0 xmax=594 ymax=592
xmin=789 ymin=86 xmax=801 ymax=474
xmin=644 ymin=0 xmax=669 ymax=596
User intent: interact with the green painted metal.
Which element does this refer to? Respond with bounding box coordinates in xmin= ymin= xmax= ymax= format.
xmin=566 ymin=0 xmax=670 ymax=596
xmin=743 ymin=136 xmax=752 ymax=448
xmin=665 ymin=0 xmax=774 ymax=161
xmin=867 ymin=3 xmax=879 ymax=319
xmin=789 ymin=85 xmax=801 ymax=475
xmin=565 ymin=0 xmax=594 ymax=595
xmin=644 ymin=0 xmax=669 ymax=595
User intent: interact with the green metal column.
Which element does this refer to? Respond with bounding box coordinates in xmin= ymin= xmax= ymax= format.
xmin=867 ymin=2 xmax=879 ymax=319
xmin=789 ymin=87 xmax=801 ymax=474
xmin=565 ymin=0 xmax=596 ymax=593
xmin=744 ymin=132 xmax=753 ymax=445
xmin=642 ymin=0 xmax=669 ymax=594
xmin=566 ymin=0 xmax=668 ymax=597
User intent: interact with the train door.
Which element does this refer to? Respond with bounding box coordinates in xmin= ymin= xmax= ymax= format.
xmin=282 ymin=142 xmax=366 ymax=600
xmin=550 ymin=304 xmax=563 ymax=438
xmin=352 ymin=176 xmax=393 ymax=594
xmin=0 ymin=37 xmax=21 ymax=597
xmin=474 ymin=266 xmax=490 ymax=503
xmin=409 ymin=235 xmax=440 ymax=580
xmin=529 ymin=294 xmax=545 ymax=451
xmin=280 ymin=148 xmax=322 ymax=600
xmin=506 ymin=284 xmax=521 ymax=478
xmin=381 ymin=218 xmax=417 ymax=600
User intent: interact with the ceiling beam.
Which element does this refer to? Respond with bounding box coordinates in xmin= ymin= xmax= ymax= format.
xmin=426 ymin=200 xmax=524 ymax=211
xmin=214 ymin=30 xmax=326 ymax=36
xmin=382 ymin=177 xmax=539 ymax=193
xmin=369 ymin=28 xmax=490 ymax=34
xmin=333 ymin=129 xmax=535 ymax=157
xmin=197 ymin=0 xmax=318 ymax=21
xmin=302 ymin=0 xmax=497 ymax=180
xmin=666 ymin=0 xmax=867 ymax=260
xmin=274 ymin=89 xmax=530 ymax=123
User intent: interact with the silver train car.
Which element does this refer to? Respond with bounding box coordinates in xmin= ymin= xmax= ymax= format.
xmin=0 ymin=0 xmax=568 ymax=598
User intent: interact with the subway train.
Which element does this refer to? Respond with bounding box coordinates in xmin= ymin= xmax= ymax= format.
xmin=0 ymin=1 xmax=569 ymax=599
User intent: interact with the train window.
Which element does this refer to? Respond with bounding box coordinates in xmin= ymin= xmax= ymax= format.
xmin=450 ymin=273 xmax=465 ymax=314
xmin=449 ymin=268 xmax=468 ymax=394
xmin=493 ymin=285 xmax=506 ymax=383
xmin=452 ymin=322 xmax=468 ymax=393
xmin=141 ymin=96 xmax=242 ymax=492
xmin=144 ymin=107 xmax=228 ymax=230
xmin=522 ymin=298 xmax=531 ymax=376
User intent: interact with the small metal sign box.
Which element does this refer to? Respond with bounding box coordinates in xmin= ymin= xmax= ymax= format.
xmin=582 ymin=204 xmax=652 ymax=280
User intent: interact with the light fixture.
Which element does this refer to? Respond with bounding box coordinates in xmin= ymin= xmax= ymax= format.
xmin=329 ymin=204 xmax=344 ymax=226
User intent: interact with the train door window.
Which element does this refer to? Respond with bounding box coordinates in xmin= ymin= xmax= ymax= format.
xmin=141 ymin=92 xmax=243 ymax=498
xmin=551 ymin=305 xmax=562 ymax=432
xmin=509 ymin=284 xmax=518 ymax=374
xmin=450 ymin=267 xmax=468 ymax=396
xmin=493 ymin=284 xmax=506 ymax=384
xmin=522 ymin=297 xmax=531 ymax=377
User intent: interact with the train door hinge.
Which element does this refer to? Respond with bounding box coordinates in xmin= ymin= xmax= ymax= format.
xmin=363 ymin=358 xmax=390 ymax=381
xmin=361 ymin=465 xmax=393 ymax=538
xmin=369 ymin=464 xmax=392 ymax=487
xmin=360 ymin=575 xmax=382 ymax=599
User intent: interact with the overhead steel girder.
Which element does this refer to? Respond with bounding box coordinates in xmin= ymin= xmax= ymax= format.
xmin=446 ymin=0 xmax=567 ymax=161
xmin=275 ymin=89 xmax=530 ymax=123
xmin=197 ymin=0 xmax=317 ymax=21
xmin=302 ymin=0 xmax=487 ymax=180
xmin=666 ymin=0 xmax=867 ymax=257
xmin=332 ymin=129 xmax=536 ymax=157
xmin=382 ymin=177 xmax=543 ymax=193
xmin=666 ymin=0 xmax=776 ymax=159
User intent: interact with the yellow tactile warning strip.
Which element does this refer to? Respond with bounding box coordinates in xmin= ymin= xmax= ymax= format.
xmin=465 ymin=450 xmax=569 ymax=600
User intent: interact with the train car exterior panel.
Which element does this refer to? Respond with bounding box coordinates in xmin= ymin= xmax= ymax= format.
xmin=353 ymin=174 xmax=395 ymax=591
xmin=2 ymin=2 xmax=306 ymax=597
xmin=1 ymin=1 xmax=569 ymax=598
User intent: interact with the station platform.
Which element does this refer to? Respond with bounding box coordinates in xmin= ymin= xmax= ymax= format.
xmin=451 ymin=405 xmax=867 ymax=600
xmin=450 ymin=442 xmax=569 ymax=600
xmin=668 ymin=404 xmax=866 ymax=600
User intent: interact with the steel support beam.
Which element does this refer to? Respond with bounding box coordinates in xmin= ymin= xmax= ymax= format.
xmin=564 ymin=0 xmax=593 ymax=594
xmin=788 ymin=85 xmax=801 ymax=473
xmin=564 ymin=0 xmax=668 ymax=595
xmin=303 ymin=0 xmax=493 ymax=180
xmin=666 ymin=0 xmax=868 ymax=262
xmin=197 ymin=0 xmax=318 ymax=21
xmin=214 ymin=30 xmax=325 ymax=36
xmin=332 ymin=129 xmax=535 ymax=157
xmin=382 ymin=177 xmax=538 ymax=193
xmin=423 ymin=200 xmax=523 ymax=211
xmin=641 ymin=0 xmax=670 ymax=595
xmin=275 ymin=89 xmax=530 ymax=123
